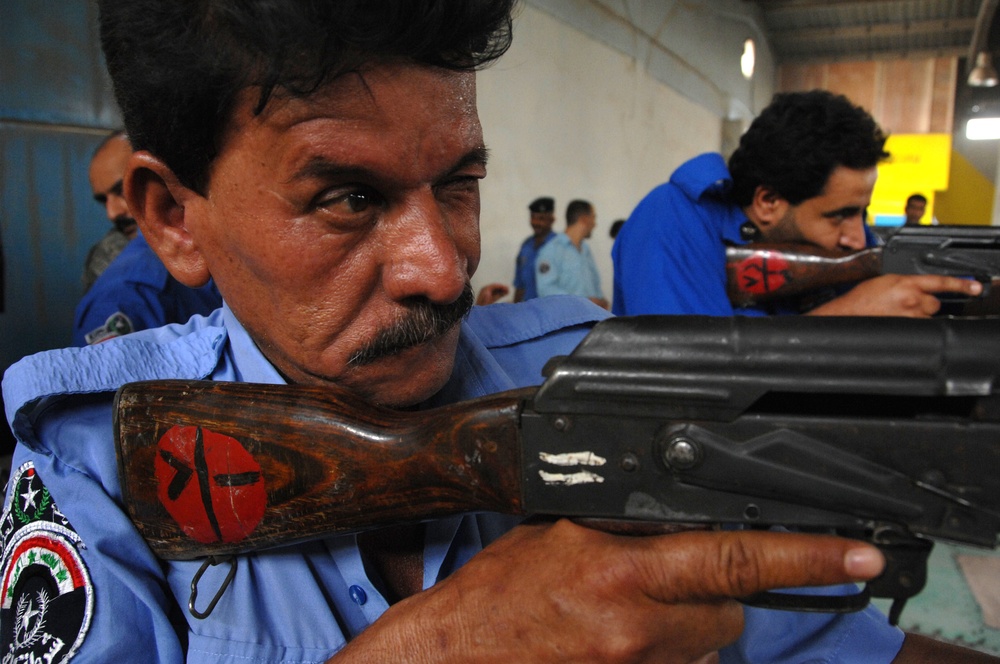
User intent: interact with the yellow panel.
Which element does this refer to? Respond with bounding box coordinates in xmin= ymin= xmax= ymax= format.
xmin=876 ymin=133 xmax=952 ymax=190
xmin=935 ymin=151 xmax=995 ymax=226
xmin=870 ymin=133 xmax=952 ymax=225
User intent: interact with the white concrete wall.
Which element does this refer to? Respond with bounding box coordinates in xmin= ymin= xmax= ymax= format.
xmin=472 ymin=3 xmax=771 ymax=301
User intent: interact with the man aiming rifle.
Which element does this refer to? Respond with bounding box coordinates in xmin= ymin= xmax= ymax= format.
xmin=612 ymin=90 xmax=982 ymax=318
xmin=1 ymin=2 xmax=994 ymax=662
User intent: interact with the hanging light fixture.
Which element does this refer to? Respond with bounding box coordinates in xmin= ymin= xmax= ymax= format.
xmin=968 ymin=51 xmax=999 ymax=87
xmin=741 ymin=39 xmax=755 ymax=80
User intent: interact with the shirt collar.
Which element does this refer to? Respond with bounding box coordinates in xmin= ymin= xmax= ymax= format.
xmin=670 ymin=152 xmax=733 ymax=202
xmin=221 ymin=303 xmax=288 ymax=385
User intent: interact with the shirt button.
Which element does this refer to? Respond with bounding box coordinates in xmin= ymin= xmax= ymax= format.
xmin=349 ymin=585 xmax=367 ymax=605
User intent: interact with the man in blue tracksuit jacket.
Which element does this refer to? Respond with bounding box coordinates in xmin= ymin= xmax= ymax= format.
xmin=613 ymin=92 xmax=980 ymax=319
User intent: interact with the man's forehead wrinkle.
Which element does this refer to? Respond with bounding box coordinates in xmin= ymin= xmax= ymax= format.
xmin=282 ymin=143 xmax=488 ymax=191
xmin=281 ymin=156 xmax=374 ymax=186
xmin=224 ymin=65 xmax=483 ymax=193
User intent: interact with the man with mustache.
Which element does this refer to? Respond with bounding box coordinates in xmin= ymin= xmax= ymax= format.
xmin=73 ymin=132 xmax=222 ymax=345
xmin=82 ymin=130 xmax=138 ymax=291
xmin=1 ymin=2 xmax=993 ymax=663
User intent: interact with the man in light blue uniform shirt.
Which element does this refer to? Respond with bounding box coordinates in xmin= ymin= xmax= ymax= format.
xmin=2 ymin=3 xmax=988 ymax=663
xmin=536 ymin=199 xmax=609 ymax=309
xmin=512 ymin=196 xmax=556 ymax=302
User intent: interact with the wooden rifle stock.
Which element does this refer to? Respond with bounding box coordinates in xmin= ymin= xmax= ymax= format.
xmin=726 ymin=243 xmax=882 ymax=308
xmin=727 ymin=226 xmax=1000 ymax=312
xmin=114 ymin=380 xmax=531 ymax=559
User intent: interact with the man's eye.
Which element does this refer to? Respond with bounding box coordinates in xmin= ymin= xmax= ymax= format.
xmin=315 ymin=188 xmax=379 ymax=214
xmin=344 ymin=191 xmax=372 ymax=213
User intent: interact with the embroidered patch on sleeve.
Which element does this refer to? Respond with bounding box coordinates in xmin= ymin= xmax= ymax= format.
xmin=1 ymin=462 xmax=93 ymax=663
xmin=84 ymin=311 xmax=134 ymax=345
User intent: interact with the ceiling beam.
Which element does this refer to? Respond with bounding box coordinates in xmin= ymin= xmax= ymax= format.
xmin=749 ymin=0 xmax=929 ymax=7
xmin=771 ymin=17 xmax=977 ymax=45
xmin=778 ymin=45 xmax=967 ymax=64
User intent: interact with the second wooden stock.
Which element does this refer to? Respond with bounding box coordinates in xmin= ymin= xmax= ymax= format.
xmin=115 ymin=380 xmax=530 ymax=560
xmin=726 ymin=244 xmax=882 ymax=307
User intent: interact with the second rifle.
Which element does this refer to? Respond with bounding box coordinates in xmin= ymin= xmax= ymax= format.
xmin=726 ymin=224 xmax=1000 ymax=314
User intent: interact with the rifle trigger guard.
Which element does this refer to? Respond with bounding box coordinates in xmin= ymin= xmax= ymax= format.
xmin=189 ymin=555 xmax=238 ymax=620
xmin=740 ymin=585 xmax=871 ymax=615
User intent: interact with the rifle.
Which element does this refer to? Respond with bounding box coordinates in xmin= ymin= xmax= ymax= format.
xmin=726 ymin=224 xmax=1000 ymax=314
xmin=115 ymin=315 xmax=1000 ymax=624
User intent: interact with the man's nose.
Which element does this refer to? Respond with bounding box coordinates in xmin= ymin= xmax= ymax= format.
xmin=105 ymin=193 xmax=129 ymax=221
xmin=381 ymin=192 xmax=470 ymax=305
xmin=839 ymin=216 xmax=868 ymax=251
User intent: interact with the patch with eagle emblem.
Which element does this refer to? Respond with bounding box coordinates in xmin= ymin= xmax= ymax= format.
xmin=1 ymin=462 xmax=93 ymax=663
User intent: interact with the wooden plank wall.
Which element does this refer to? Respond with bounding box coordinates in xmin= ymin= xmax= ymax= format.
xmin=778 ymin=57 xmax=957 ymax=135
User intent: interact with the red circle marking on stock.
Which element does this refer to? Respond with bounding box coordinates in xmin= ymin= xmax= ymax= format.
xmin=155 ymin=425 xmax=266 ymax=544
xmin=736 ymin=251 xmax=790 ymax=295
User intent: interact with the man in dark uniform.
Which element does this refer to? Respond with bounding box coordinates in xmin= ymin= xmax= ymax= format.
xmin=82 ymin=131 xmax=138 ymax=291
xmin=512 ymin=196 xmax=555 ymax=302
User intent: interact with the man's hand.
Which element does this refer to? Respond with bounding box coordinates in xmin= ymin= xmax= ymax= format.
xmin=333 ymin=520 xmax=885 ymax=663
xmin=808 ymin=274 xmax=983 ymax=317
xmin=476 ymin=283 xmax=510 ymax=306
xmin=589 ymin=296 xmax=610 ymax=310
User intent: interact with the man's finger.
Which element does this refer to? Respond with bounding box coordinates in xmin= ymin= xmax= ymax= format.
xmin=912 ymin=275 xmax=983 ymax=296
xmin=638 ymin=530 xmax=884 ymax=603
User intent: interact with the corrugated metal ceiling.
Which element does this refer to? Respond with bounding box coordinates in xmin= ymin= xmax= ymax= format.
xmin=746 ymin=0 xmax=992 ymax=65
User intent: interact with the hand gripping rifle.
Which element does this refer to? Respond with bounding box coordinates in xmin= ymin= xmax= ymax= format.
xmin=726 ymin=224 xmax=1000 ymax=314
xmin=115 ymin=315 xmax=1000 ymax=624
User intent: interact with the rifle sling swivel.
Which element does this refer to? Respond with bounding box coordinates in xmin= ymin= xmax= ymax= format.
xmin=189 ymin=555 xmax=238 ymax=620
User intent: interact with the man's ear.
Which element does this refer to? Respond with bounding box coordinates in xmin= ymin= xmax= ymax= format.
xmin=746 ymin=185 xmax=790 ymax=230
xmin=125 ymin=152 xmax=212 ymax=288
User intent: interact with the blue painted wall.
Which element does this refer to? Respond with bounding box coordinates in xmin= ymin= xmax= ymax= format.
xmin=1 ymin=0 xmax=122 ymax=452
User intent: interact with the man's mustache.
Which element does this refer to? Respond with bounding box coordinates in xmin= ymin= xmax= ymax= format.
xmin=348 ymin=284 xmax=475 ymax=367
xmin=114 ymin=215 xmax=137 ymax=234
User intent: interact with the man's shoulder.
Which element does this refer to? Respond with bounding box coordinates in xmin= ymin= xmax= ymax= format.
xmin=537 ymin=233 xmax=570 ymax=259
xmin=86 ymin=234 xmax=169 ymax=293
xmin=87 ymin=229 xmax=130 ymax=263
xmin=649 ymin=152 xmax=732 ymax=205
xmin=4 ymin=313 xmax=228 ymax=447
xmin=435 ymin=299 xmax=609 ymax=400
xmin=467 ymin=297 xmax=610 ymax=349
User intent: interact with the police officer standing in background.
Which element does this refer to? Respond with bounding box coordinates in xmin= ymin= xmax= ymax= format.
xmin=512 ymin=196 xmax=556 ymax=302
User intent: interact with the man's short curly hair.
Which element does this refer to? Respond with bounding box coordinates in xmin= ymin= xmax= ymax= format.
xmin=727 ymin=90 xmax=889 ymax=208
xmin=98 ymin=0 xmax=517 ymax=192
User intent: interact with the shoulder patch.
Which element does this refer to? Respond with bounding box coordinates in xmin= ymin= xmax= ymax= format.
xmin=84 ymin=312 xmax=134 ymax=345
xmin=538 ymin=262 xmax=551 ymax=274
xmin=1 ymin=462 xmax=93 ymax=663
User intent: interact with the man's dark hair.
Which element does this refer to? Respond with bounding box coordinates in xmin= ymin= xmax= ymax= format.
xmin=565 ymin=200 xmax=592 ymax=226
xmin=907 ymin=193 xmax=928 ymax=206
xmin=98 ymin=0 xmax=517 ymax=192
xmin=609 ymin=219 xmax=625 ymax=239
xmin=727 ymin=90 xmax=889 ymax=208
